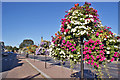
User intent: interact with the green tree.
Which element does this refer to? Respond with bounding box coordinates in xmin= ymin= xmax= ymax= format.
xmin=19 ymin=39 xmax=34 ymax=48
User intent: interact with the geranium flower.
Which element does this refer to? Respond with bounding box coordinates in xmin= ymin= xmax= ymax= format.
xmin=110 ymin=57 xmax=114 ymax=62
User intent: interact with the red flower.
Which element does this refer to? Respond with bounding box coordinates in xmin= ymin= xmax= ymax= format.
xmin=75 ymin=3 xmax=79 ymax=7
xmin=107 ymin=27 xmax=111 ymax=29
xmin=55 ymin=33 xmax=57 ymax=36
xmin=100 ymin=30 xmax=103 ymax=33
xmin=59 ymin=36 xmax=62 ymax=39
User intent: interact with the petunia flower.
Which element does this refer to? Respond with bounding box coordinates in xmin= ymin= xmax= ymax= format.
xmin=94 ymin=63 xmax=97 ymax=66
xmin=62 ymin=40 xmax=65 ymax=43
xmin=96 ymin=32 xmax=99 ymax=36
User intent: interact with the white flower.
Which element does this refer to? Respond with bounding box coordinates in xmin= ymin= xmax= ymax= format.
xmin=74 ymin=59 xmax=76 ymax=61
xmin=71 ymin=28 xmax=76 ymax=32
xmin=74 ymin=16 xmax=77 ymax=19
xmin=80 ymin=30 xmax=86 ymax=35
xmin=49 ymin=48 xmax=52 ymax=52
xmin=104 ymin=38 xmax=107 ymax=40
xmin=117 ymin=39 xmax=120 ymax=42
xmin=68 ymin=10 xmax=71 ymax=12
xmin=74 ymin=21 xmax=80 ymax=25
xmin=73 ymin=33 xmax=75 ymax=35
xmin=85 ymin=14 xmax=89 ymax=17
xmin=64 ymin=32 xmax=66 ymax=35
xmin=114 ymin=46 xmax=118 ymax=48
xmin=89 ymin=15 xmax=93 ymax=17
xmin=72 ymin=12 xmax=76 ymax=16
xmin=107 ymin=47 xmax=110 ymax=50
xmin=85 ymin=19 xmax=90 ymax=24
xmin=107 ymin=36 xmax=110 ymax=38
xmin=80 ymin=18 xmax=85 ymax=21
xmin=90 ymin=18 xmax=94 ymax=22
xmin=70 ymin=55 xmax=73 ymax=58
xmin=106 ymin=51 xmax=110 ymax=54
xmin=71 ymin=20 xmax=74 ymax=24
xmin=79 ymin=26 xmax=87 ymax=29
xmin=109 ymin=40 xmax=112 ymax=42
xmin=67 ymin=24 xmax=71 ymax=29
xmin=80 ymin=13 xmax=83 ymax=16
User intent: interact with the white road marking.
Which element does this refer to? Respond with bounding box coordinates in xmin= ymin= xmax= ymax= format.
xmin=25 ymin=59 xmax=53 ymax=80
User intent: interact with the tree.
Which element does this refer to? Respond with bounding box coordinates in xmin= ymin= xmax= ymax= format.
xmin=19 ymin=39 xmax=34 ymax=48
xmin=5 ymin=46 xmax=13 ymax=52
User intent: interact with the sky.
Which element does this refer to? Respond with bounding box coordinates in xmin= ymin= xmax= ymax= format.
xmin=2 ymin=2 xmax=118 ymax=47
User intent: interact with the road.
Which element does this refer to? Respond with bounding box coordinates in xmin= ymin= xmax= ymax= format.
xmin=27 ymin=54 xmax=120 ymax=78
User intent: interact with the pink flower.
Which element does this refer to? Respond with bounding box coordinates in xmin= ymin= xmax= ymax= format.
xmin=69 ymin=43 xmax=72 ymax=46
xmin=87 ymin=56 xmax=90 ymax=59
xmin=88 ymin=61 xmax=90 ymax=64
xmin=55 ymin=44 xmax=57 ymax=46
xmin=90 ymin=44 xmax=92 ymax=46
xmin=92 ymin=46 xmax=95 ymax=50
xmin=62 ymin=40 xmax=65 ymax=43
xmin=53 ymin=41 xmax=55 ymax=43
xmin=94 ymin=20 xmax=97 ymax=23
xmin=67 ymin=41 xmax=69 ymax=44
xmin=74 ymin=48 xmax=76 ymax=51
xmin=71 ymin=49 xmax=74 ymax=52
xmin=110 ymin=57 xmax=114 ymax=62
xmin=72 ymin=46 xmax=74 ymax=48
xmin=94 ymin=42 xmax=97 ymax=46
xmin=115 ymin=52 xmax=118 ymax=54
xmin=91 ymin=63 xmax=93 ymax=65
xmin=67 ymin=45 xmax=70 ymax=47
xmin=96 ymin=50 xmax=98 ymax=52
xmin=64 ymin=44 xmax=67 ymax=46
xmin=85 ymin=47 xmax=88 ymax=50
xmin=74 ymin=44 xmax=76 ymax=46
xmin=91 ymin=55 xmax=94 ymax=60
xmin=65 ymin=29 xmax=69 ymax=33
xmin=104 ymin=29 xmax=106 ymax=30
xmin=89 ymin=49 xmax=91 ymax=53
xmin=91 ymin=59 xmax=94 ymax=62
xmin=97 ymin=65 xmax=99 ymax=68
xmin=83 ymin=51 xmax=86 ymax=54
xmin=94 ymin=63 xmax=97 ymax=66
xmin=96 ymin=55 xmax=99 ymax=58
xmin=100 ymin=50 xmax=103 ymax=53
xmin=96 ymin=32 xmax=99 ymax=36
xmin=114 ymin=54 xmax=118 ymax=57
xmin=69 ymin=47 xmax=71 ymax=49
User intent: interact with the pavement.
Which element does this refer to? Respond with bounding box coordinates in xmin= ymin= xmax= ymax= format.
xmin=2 ymin=53 xmax=43 ymax=80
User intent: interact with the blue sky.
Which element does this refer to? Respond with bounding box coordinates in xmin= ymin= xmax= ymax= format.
xmin=2 ymin=2 xmax=118 ymax=47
